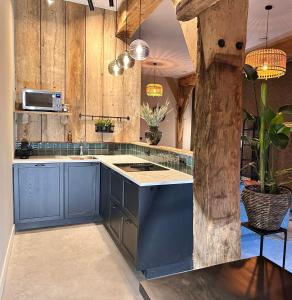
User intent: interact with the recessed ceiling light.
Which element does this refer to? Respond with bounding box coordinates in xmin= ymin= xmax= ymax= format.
xmin=47 ymin=0 xmax=54 ymax=5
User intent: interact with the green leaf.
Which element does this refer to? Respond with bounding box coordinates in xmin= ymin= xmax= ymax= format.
xmin=279 ymin=105 xmax=292 ymax=114
xmin=270 ymin=113 xmax=284 ymax=125
xmin=243 ymin=109 xmax=256 ymax=121
xmin=270 ymin=133 xmax=289 ymax=149
xmin=262 ymin=106 xmax=276 ymax=125
xmin=243 ymin=64 xmax=258 ymax=81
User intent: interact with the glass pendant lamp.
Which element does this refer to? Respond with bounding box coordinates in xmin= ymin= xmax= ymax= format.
xmin=108 ymin=0 xmax=124 ymax=76
xmin=245 ymin=5 xmax=286 ymax=80
xmin=117 ymin=0 xmax=135 ymax=69
xmin=129 ymin=0 xmax=150 ymax=61
xmin=146 ymin=63 xmax=163 ymax=97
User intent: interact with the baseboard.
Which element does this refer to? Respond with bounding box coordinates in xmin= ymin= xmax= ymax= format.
xmin=0 ymin=225 xmax=15 ymax=299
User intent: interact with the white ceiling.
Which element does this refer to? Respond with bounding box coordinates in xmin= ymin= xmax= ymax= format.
xmin=65 ymin=0 xmax=292 ymax=78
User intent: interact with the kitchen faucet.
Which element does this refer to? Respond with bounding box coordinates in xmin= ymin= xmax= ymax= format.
xmin=80 ymin=145 xmax=84 ymax=156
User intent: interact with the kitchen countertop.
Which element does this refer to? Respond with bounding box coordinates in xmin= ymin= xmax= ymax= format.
xmin=13 ymin=155 xmax=193 ymax=187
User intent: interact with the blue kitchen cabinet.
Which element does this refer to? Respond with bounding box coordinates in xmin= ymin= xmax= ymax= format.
xmin=105 ymin=167 xmax=193 ymax=279
xmin=100 ymin=164 xmax=111 ymax=227
xmin=13 ymin=163 xmax=64 ymax=225
xmin=64 ymin=163 xmax=100 ymax=219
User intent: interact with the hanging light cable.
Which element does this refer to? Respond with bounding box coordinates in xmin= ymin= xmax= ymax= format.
xmin=245 ymin=5 xmax=286 ymax=80
xmin=129 ymin=0 xmax=150 ymax=61
xmin=108 ymin=0 xmax=124 ymax=76
xmin=146 ymin=62 xmax=163 ymax=97
xmin=117 ymin=0 xmax=135 ymax=69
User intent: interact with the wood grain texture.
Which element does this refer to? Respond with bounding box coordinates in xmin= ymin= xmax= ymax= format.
xmin=102 ymin=10 xmax=124 ymax=143
xmin=15 ymin=0 xmax=141 ymax=142
xmin=85 ymin=7 xmax=104 ymax=142
xmin=65 ymin=2 xmax=86 ymax=142
xmin=193 ymin=0 xmax=248 ymax=268
xmin=15 ymin=0 xmax=41 ymax=141
xmin=176 ymin=0 xmax=221 ymax=21
xmin=117 ymin=0 xmax=163 ymax=40
xmin=41 ymin=0 xmax=66 ymax=141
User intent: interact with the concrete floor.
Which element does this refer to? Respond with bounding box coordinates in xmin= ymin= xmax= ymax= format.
xmin=2 ymin=224 xmax=143 ymax=300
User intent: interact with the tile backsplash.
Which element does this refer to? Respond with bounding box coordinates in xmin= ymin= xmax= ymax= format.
xmin=15 ymin=142 xmax=193 ymax=175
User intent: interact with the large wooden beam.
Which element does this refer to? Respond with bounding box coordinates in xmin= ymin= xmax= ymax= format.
xmin=117 ymin=0 xmax=162 ymax=40
xmin=193 ymin=0 xmax=248 ymax=268
xmin=179 ymin=73 xmax=196 ymax=86
xmin=166 ymin=77 xmax=194 ymax=149
xmin=176 ymin=0 xmax=221 ymax=21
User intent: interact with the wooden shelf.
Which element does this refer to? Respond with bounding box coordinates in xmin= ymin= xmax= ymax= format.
xmin=14 ymin=110 xmax=71 ymax=116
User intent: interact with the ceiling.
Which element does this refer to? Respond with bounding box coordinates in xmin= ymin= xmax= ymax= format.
xmin=66 ymin=0 xmax=292 ymax=78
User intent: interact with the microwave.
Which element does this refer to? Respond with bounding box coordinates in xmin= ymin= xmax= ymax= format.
xmin=22 ymin=89 xmax=63 ymax=112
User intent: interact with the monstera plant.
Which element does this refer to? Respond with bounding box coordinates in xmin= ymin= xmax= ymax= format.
xmin=242 ymin=65 xmax=292 ymax=231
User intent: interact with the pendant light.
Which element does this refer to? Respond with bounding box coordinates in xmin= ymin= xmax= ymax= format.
xmin=108 ymin=0 xmax=124 ymax=76
xmin=129 ymin=0 xmax=150 ymax=61
xmin=245 ymin=5 xmax=286 ymax=80
xmin=146 ymin=63 xmax=163 ymax=97
xmin=117 ymin=0 xmax=135 ymax=69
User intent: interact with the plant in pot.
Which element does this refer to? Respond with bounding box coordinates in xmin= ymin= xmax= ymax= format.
xmin=140 ymin=101 xmax=171 ymax=145
xmin=95 ymin=119 xmax=114 ymax=133
xmin=242 ymin=65 xmax=292 ymax=231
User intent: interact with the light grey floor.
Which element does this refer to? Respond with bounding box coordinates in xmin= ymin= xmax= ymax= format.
xmin=2 ymin=224 xmax=143 ymax=300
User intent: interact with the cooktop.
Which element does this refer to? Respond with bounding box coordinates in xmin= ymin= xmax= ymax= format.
xmin=113 ymin=163 xmax=168 ymax=172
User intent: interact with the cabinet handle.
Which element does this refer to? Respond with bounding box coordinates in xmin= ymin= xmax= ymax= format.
xmin=35 ymin=164 xmax=45 ymax=167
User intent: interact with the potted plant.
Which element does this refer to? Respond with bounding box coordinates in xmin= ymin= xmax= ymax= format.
xmin=95 ymin=119 xmax=114 ymax=133
xmin=242 ymin=66 xmax=292 ymax=231
xmin=140 ymin=101 xmax=171 ymax=145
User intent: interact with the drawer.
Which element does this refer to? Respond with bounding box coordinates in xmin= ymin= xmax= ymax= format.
xmin=110 ymin=171 xmax=123 ymax=204
xmin=109 ymin=202 xmax=123 ymax=241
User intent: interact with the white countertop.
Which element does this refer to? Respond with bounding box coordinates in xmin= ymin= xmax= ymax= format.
xmin=13 ymin=155 xmax=193 ymax=187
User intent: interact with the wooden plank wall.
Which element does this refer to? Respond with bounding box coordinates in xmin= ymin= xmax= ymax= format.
xmin=15 ymin=0 xmax=141 ymax=143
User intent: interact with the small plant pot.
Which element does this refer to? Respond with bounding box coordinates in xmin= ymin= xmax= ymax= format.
xmin=241 ymin=185 xmax=292 ymax=231
xmin=145 ymin=126 xmax=162 ymax=145
xmin=95 ymin=124 xmax=114 ymax=133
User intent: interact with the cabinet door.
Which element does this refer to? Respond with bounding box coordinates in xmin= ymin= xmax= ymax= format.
xmin=122 ymin=218 xmax=138 ymax=261
xmin=65 ymin=163 xmax=100 ymax=218
xmin=109 ymin=203 xmax=123 ymax=241
xmin=14 ymin=163 xmax=64 ymax=223
xmin=100 ymin=164 xmax=110 ymax=225
xmin=124 ymin=179 xmax=139 ymax=220
xmin=110 ymin=171 xmax=123 ymax=204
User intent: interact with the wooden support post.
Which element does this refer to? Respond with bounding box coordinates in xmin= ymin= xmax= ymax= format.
xmin=179 ymin=0 xmax=249 ymax=268
xmin=167 ymin=77 xmax=194 ymax=149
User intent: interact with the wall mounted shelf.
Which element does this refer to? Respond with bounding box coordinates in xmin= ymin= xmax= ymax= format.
xmin=14 ymin=110 xmax=71 ymax=116
xmin=79 ymin=113 xmax=130 ymax=122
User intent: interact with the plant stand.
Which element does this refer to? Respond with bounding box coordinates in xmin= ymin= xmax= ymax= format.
xmin=241 ymin=222 xmax=288 ymax=268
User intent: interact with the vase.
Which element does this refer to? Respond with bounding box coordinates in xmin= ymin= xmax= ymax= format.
xmin=145 ymin=126 xmax=162 ymax=145
xmin=241 ymin=185 xmax=292 ymax=231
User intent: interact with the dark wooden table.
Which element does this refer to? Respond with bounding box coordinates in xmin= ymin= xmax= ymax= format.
xmin=139 ymin=257 xmax=292 ymax=300
xmin=241 ymin=222 xmax=288 ymax=268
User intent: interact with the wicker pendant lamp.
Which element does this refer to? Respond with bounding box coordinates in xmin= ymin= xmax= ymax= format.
xmin=146 ymin=63 xmax=163 ymax=97
xmin=245 ymin=5 xmax=287 ymax=80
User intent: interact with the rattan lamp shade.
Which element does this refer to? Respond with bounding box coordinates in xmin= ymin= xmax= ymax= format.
xmin=146 ymin=84 xmax=163 ymax=97
xmin=245 ymin=48 xmax=287 ymax=80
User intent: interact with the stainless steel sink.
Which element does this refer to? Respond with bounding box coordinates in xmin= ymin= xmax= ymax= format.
xmin=69 ymin=156 xmax=97 ymax=160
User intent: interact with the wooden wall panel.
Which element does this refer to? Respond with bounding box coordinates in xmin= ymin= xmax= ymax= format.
xmin=65 ymin=2 xmax=86 ymax=142
xmin=123 ymin=62 xmax=141 ymax=141
xmin=15 ymin=0 xmax=42 ymax=142
xmin=102 ymin=10 xmax=124 ymax=143
xmin=85 ymin=8 xmax=104 ymax=142
xmin=15 ymin=1 xmax=141 ymax=143
xmin=41 ymin=0 xmax=66 ymax=141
